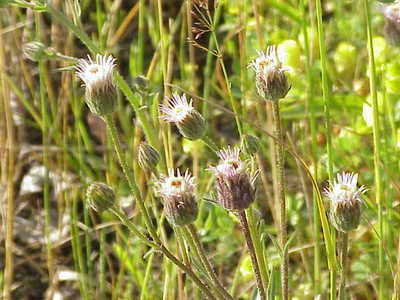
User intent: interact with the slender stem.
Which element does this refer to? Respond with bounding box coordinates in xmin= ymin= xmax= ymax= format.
xmin=237 ymin=211 xmax=267 ymax=300
xmin=314 ymin=0 xmax=336 ymax=298
xmin=201 ymin=135 xmax=218 ymax=153
xmin=301 ymin=0 xmax=321 ymax=293
xmin=338 ymin=233 xmax=348 ymax=300
xmin=314 ymin=0 xmax=333 ymax=181
xmin=271 ymin=100 xmax=288 ymax=300
xmin=104 ymin=115 xmax=218 ymax=298
xmin=159 ymin=244 xmax=217 ymax=300
xmin=363 ymin=1 xmax=384 ymax=298
xmin=246 ymin=208 xmax=269 ymax=289
xmin=186 ymin=224 xmax=234 ymax=300
xmin=111 ymin=208 xmax=159 ymax=248
xmin=110 ymin=208 xmax=217 ymax=300
xmin=1 ymin=35 xmax=15 ymax=300
xmin=210 ymin=11 xmax=242 ymax=136
xmin=103 ymin=115 xmax=159 ymax=242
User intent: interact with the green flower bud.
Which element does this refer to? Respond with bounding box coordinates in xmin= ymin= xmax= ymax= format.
xmin=23 ymin=41 xmax=53 ymax=62
xmin=132 ymin=75 xmax=150 ymax=95
xmin=138 ymin=142 xmax=160 ymax=171
xmin=176 ymin=110 xmax=206 ymax=140
xmin=86 ymin=182 xmax=115 ymax=213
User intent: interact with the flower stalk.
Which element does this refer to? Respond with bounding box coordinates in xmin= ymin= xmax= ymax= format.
xmin=237 ymin=211 xmax=266 ymax=300
xmin=186 ymin=224 xmax=234 ymax=300
xmin=338 ymin=232 xmax=348 ymax=300
xmin=209 ymin=147 xmax=266 ymax=299
xmin=271 ymin=100 xmax=289 ymax=300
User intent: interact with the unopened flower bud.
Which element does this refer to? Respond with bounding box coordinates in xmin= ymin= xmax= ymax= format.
xmin=76 ymin=54 xmax=117 ymax=117
xmin=160 ymin=93 xmax=206 ymax=140
xmin=138 ymin=142 xmax=160 ymax=171
xmin=241 ymin=134 xmax=260 ymax=155
xmin=380 ymin=2 xmax=400 ymax=45
xmin=209 ymin=147 xmax=255 ymax=211
xmin=156 ymin=169 xmax=198 ymax=226
xmin=249 ymin=46 xmax=291 ymax=101
xmin=23 ymin=41 xmax=53 ymax=62
xmin=325 ymin=172 xmax=366 ymax=232
xmin=86 ymin=182 xmax=115 ymax=213
xmin=132 ymin=75 xmax=150 ymax=95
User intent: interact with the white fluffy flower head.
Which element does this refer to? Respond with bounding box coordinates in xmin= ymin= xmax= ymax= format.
xmin=380 ymin=1 xmax=400 ymax=22
xmin=249 ymin=46 xmax=283 ymax=75
xmin=325 ymin=172 xmax=366 ymax=206
xmin=210 ymin=147 xmax=245 ymax=176
xmin=159 ymin=93 xmax=194 ymax=123
xmin=157 ymin=169 xmax=195 ymax=199
xmin=249 ymin=46 xmax=290 ymax=101
xmin=76 ymin=54 xmax=115 ymax=94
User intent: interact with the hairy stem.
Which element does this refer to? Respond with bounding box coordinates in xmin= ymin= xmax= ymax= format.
xmin=104 ymin=115 xmax=158 ymax=241
xmin=338 ymin=233 xmax=348 ymax=300
xmin=110 ymin=208 xmax=217 ymax=300
xmin=271 ymin=100 xmax=288 ymax=300
xmin=237 ymin=211 xmax=267 ymax=300
xmin=186 ymin=224 xmax=233 ymax=300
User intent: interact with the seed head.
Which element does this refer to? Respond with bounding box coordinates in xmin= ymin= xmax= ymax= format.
xmin=380 ymin=1 xmax=400 ymax=45
xmin=160 ymin=93 xmax=206 ymax=140
xmin=86 ymin=182 xmax=115 ymax=213
xmin=138 ymin=142 xmax=160 ymax=171
xmin=76 ymin=54 xmax=117 ymax=116
xmin=209 ymin=147 xmax=255 ymax=211
xmin=156 ymin=169 xmax=198 ymax=226
xmin=249 ymin=46 xmax=291 ymax=101
xmin=325 ymin=172 xmax=366 ymax=232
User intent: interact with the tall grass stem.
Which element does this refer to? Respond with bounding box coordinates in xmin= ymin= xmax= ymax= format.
xmin=363 ymin=0 xmax=384 ymax=298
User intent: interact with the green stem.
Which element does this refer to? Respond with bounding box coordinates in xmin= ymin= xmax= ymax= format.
xmin=110 ymin=208 xmax=217 ymax=300
xmin=201 ymin=135 xmax=218 ymax=153
xmin=271 ymin=101 xmax=288 ymax=300
xmin=314 ymin=0 xmax=333 ymax=181
xmin=363 ymin=0 xmax=384 ymax=298
xmin=237 ymin=211 xmax=267 ymax=300
xmin=314 ymin=0 xmax=336 ymax=298
xmin=104 ymin=115 xmax=158 ymax=242
xmin=338 ymin=233 xmax=348 ymax=300
xmin=45 ymin=4 xmax=165 ymax=169
xmin=300 ymin=0 xmax=321 ymax=292
xmin=210 ymin=9 xmax=242 ymax=136
xmin=246 ymin=208 xmax=269 ymax=290
xmin=186 ymin=224 xmax=233 ymax=300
